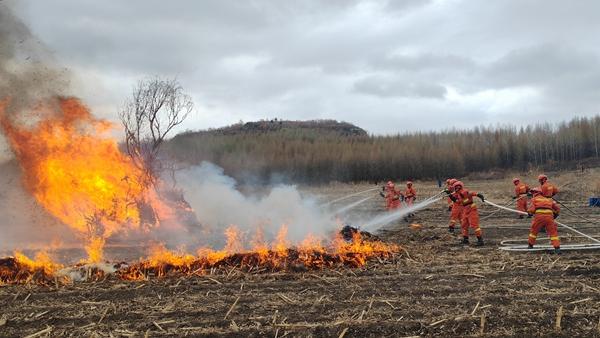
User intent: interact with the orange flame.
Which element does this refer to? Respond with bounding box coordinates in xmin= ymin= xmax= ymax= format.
xmin=0 ymin=97 xmax=148 ymax=262
xmin=14 ymin=251 xmax=63 ymax=276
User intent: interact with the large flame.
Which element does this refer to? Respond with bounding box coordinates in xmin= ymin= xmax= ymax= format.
xmin=0 ymin=97 xmax=148 ymax=262
xmin=0 ymin=96 xmax=401 ymax=284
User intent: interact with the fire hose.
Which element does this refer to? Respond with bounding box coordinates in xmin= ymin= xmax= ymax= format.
xmin=482 ymin=199 xmax=600 ymax=251
xmin=553 ymin=198 xmax=599 ymax=224
xmin=480 ymin=195 xmax=526 ymax=220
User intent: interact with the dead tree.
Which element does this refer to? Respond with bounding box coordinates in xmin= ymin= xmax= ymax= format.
xmin=119 ymin=77 xmax=193 ymax=186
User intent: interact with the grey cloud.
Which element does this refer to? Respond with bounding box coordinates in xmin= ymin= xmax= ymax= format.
xmin=384 ymin=0 xmax=433 ymax=12
xmin=353 ymin=76 xmax=447 ymax=99
xmin=9 ymin=0 xmax=600 ymax=134
xmin=484 ymin=44 xmax=600 ymax=88
xmin=374 ymin=53 xmax=476 ymax=73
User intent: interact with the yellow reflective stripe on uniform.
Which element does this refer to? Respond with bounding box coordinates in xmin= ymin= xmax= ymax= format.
xmin=535 ymin=209 xmax=554 ymax=214
xmin=550 ymin=236 xmax=559 ymax=241
xmin=475 ymin=228 xmax=481 ymax=232
xmin=529 ymin=233 xmax=537 ymax=238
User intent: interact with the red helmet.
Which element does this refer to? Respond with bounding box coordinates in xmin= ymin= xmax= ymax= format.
xmin=448 ymin=178 xmax=458 ymax=185
xmin=513 ymin=177 xmax=520 ymax=185
xmin=452 ymin=181 xmax=464 ymax=190
xmin=386 ymin=181 xmax=394 ymax=187
xmin=406 ymin=181 xmax=413 ymax=186
xmin=530 ymin=187 xmax=542 ymax=195
xmin=446 ymin=179 xmax=451 ymax=185
xmin=537 ymin=174 xmax=547 ymax=182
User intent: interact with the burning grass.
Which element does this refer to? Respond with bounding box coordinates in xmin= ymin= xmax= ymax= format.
xmin=0 ymin=96 xmax=401 ymax=287
xmin=0 ymin=232 xmax=400 ymax=285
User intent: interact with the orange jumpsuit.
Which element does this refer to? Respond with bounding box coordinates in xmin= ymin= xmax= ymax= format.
xmin=384 ymin=187 xmax=401 ymax=210
xmin=514 ymin=183 xmax=530 ymax=213
xmin=527 ymin=195 xmax=560 ymax=248
xmin=449 ymin=198 xmax=463 ymax=231
xmin=540 ymin=181 xmax=559 ymax=198
xmin=404 ymin=187 xmax=416 ymax=207
xmin=453 ymin=189 xmax=482 ymax=238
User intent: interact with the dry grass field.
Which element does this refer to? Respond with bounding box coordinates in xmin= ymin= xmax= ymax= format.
xmin=1 ymin=170 xmax=600 ymax=337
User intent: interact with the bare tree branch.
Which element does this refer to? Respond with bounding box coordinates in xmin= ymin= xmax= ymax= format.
xmin=119 ymin=77 xmax=193 ymax=186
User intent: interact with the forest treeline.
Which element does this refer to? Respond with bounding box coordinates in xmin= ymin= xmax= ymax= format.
xmin=164 ymin=116 xmax=600 ymax=183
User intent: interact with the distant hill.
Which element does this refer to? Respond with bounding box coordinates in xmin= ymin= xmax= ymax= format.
xmin=176 ymin=119 xmax=368 ymax=138
xmin=164 ymin=115 xmax=600 ymax=184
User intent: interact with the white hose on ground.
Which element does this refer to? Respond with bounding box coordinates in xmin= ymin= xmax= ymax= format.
xmin=555 ymin=220 xmax=600 ymax=244
xmin=483 ymin=199 xmax=600 ymax=244
xmin=483 ymin=199 xmax=600 ymax=251
xmin=499 ymin=243 xmax=600 ymax=252
xmin=325 ymin=187 xmax=379 ymax=206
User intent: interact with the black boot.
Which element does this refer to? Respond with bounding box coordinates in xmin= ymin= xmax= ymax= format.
xmin=528 ymin=244 xmax=534 ymax=249
xmin=461 ymin=236 xmax=469 ymax=245
xmin=476 ymin=236 xmax=484 ymax=246
xmin=554 ymin=247 xmax=561 ymax=255
xmin=448 ymin=226 xmax=455 ymax=233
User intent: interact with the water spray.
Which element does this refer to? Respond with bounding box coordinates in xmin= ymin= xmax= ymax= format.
xmin=333 ymin=195 xmax=374 ymax=215
xmin=324 ymin=187 xmax=379 ymax=206
xmin=361 ymin=196 xmax=443 ymax=231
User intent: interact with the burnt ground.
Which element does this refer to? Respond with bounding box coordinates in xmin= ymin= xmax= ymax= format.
xmin=1 ymin=173 xmax=600 ymax=337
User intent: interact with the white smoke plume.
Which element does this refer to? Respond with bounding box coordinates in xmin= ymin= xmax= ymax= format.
xmin=175 ymin=162 xmax=339 ymax=246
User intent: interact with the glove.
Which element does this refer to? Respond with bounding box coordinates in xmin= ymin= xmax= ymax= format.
xmin=554 ymin=213 xmax=559 ymax=219
xmin=443 ymin=189 xmax=451 ymax=195
xmin=379 ymin=192 xmax=385 ymax=198
xmin=447 ymin=205 xmax=452 ymax=212
xmin=527 ymin=192 xmax=533 ymax=198
xmin=477 ymin=193 xmax=485 ymax=202
xmin=528 ymin=213 xmax=534 ymax=217
xmin=400 ymin=195 xmax=405 ymax=202
xmin=512 ymin=196 xmax=517 ymax=200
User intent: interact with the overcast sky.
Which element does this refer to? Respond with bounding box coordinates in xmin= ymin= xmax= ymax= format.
xmin=12 ymin=0 xmax=600 ymax=135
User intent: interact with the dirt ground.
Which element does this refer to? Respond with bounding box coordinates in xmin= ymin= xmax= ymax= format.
xmin=1 ymin=170 xmax=600 ymax=337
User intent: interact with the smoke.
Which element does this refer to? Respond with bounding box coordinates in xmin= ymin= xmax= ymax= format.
xmin=0 ymin=160 xmax=77 ymax=254
xmin=0 ymin=1 xmax=69 ymax=116
xmin=175 ymin=162 xmax=339 ymax=246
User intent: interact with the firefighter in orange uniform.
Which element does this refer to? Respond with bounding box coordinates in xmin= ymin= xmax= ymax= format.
xmin=449 ymin=181 xmax=485 ymax=246
xmin=512 ymin=178 xmax=530 ymax=219
xmin=538 ymin=174 xmax=559 ymax=198
xmin=379 ymin=181 xmax=401 ymax=210
xmin=404 ymin=181 xmax=416 ymax=207
xmin=527 ymin=188 xmax=561 ymax=254
xmin=446 ymin=179 xmax=462 ymax=233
